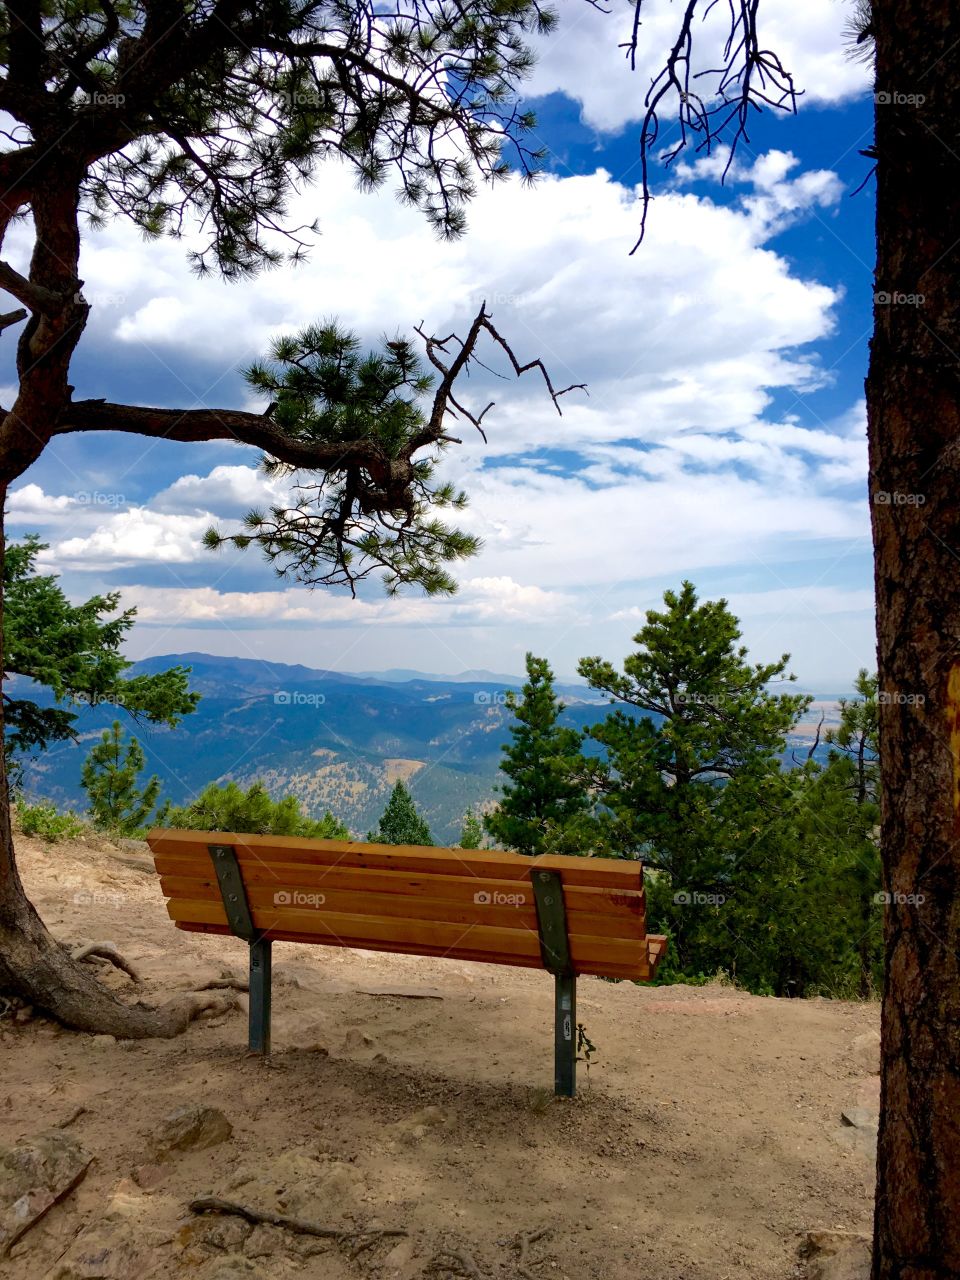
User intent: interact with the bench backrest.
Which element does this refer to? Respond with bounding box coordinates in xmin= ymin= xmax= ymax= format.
xmin=148 ymin=830 xmax=666 ymax=981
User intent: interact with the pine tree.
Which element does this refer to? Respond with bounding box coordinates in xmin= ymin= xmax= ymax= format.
xmin=580 ymin=583 xmax=809 ymax=966
xmin=80 ymin=722 xmax=166 ymax=836
xmin=368 ymin=781 xmax=433 ymax=846
xmin=484 ymin=654 xmax=593 ymax=856
xmin=166 ymin=781 xmax=348 ymax=839
xmin=459 ymin=809 xmax=485 ymax=849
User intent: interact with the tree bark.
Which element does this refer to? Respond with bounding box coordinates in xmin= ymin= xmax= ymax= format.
xmin=869 ymin=4 xmax=960 ymax=1275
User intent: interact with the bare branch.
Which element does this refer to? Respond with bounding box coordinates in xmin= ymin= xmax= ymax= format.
xmin=624 ymin=0 xmax=799 ymax=247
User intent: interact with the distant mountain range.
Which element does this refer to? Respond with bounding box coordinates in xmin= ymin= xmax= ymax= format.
xmin=14 ymin=653 xmax=840 ymax=844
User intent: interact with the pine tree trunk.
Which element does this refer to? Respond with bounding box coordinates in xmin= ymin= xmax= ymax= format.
xmin=869 ymin=4 xmax=960 ymax=1274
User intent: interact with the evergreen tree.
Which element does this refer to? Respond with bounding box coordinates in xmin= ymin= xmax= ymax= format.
xmin=579 ymin=583 xmax=809 ymax=966
xmin=458 ymin=809 xmax=485 ymax=850
xmin=3 ymin=537 xmax=199 ymax=768
xmin=80 ymin=722 xmax=166 ymax=835
xmin=166 ymin=780 xmax=348 ymax=839
xmin=369 ymin=781 xmax=433 ymax=845
xmin=484 ymin=653 xmax=594 ymax=856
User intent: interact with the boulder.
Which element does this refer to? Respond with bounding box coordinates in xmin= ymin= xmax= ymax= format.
xmin=799 ymin=1229 xmax=871 ymax=1280
xmin=0 ymin=1129 xmax=92 ymax=1255
xmin=154 ymin=1105 xmax=233 ymax=1159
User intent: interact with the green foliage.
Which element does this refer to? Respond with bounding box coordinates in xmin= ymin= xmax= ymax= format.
xmin=458 ymin=808 xmax=485 ymax=849
xmin=368 ymin=780 xmax=433 ymax=845
xmin=15 ymin=799 xmax=86 ymax=843
xmin=205 ymin=325 xmax=479 ymax=593
xmin=3 ymin=537 xmax=199 ymax=768
xmin=579 ymin=582 xmax=809 ymax=971
xmin=485 ymin=653 xmax=598 ymax=856
xmin=10 ymin=0 xmax=557 ymax=273
xmin=80 ymin=722 xmax=166 ymax=835
xmin=165 ymin=780 xmax=348 ymax=838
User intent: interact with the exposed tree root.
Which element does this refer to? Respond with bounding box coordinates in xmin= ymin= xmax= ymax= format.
xmin=70 ymin=940 xmax=143 ymax=984
xmin=189 ymin=1196 xmax=407 ymax=1255
xmin=515 ymin=1227 xmax=552 ymax=1279
xmin=197 ymin=972 xmax=249 ymax=992
xmin=0 ymin=906 xmax=239 ymax=1038
xmin=426 ymin=1247 xmax=486 ymax=1279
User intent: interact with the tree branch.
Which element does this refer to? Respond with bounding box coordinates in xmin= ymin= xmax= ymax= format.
xmin=0 ymin=261 xmax=67 ymax=316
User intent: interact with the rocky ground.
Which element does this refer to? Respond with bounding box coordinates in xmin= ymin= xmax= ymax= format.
xmin=1 ymin=833 xmax=879 ymax=1279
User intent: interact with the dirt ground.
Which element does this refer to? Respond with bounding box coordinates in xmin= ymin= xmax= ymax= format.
xmin=1 ymin=834 xmax=879 ymax=1280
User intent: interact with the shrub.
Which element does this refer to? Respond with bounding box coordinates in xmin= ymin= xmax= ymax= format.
xmin=16 ymin=800 xmax=86 ymax=843
xmin=165 ymin=780 xmax=348 ymax=838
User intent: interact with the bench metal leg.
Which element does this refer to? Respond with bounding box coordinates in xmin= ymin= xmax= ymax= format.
xmin=249 ymin=938 xmax=272 ymax=1054
xmin=554 ymin=973 xmax=576 ymax=1097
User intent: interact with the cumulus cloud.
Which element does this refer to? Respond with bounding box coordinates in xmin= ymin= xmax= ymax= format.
xmin=125 ymin=575 xmax=574 ymax=628
xmin=524 ymin=0 xmax=871 ymax=134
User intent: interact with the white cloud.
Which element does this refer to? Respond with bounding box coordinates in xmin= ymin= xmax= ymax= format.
xmin=524 ymin=0 xmax=870 ymax=134
xmin=55 ymin=509 xmax=211 ymax=567
xmin=125 ymin=575 xmax=573 ymax=628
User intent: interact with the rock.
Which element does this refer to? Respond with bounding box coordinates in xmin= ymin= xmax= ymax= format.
xmin=91 ymin=1035 xmax=115 ymax=1048
xmin=799 ymin=1229 xmax=871 ymax=1280
xmin=243 ymin=1224 xmax=289 ymax=1258
xmin=840 ymin=1106 xmax=878 ymax=1131
xmin=131 ymin=1164 xmax=166 ymax=1191
xmin=192 ymin=1214 xmax=251 ymax=1254
xmin=0 ymin=1129 xmax=92 ymax=1254
xmin=154 ymin=1105 xmax=233 ymax=1158
xmin=342 ymin=1028 xmax=376 ymax=1052
xmin=47 ymin=1183 xmax=175 ymax=1280
xmin=851 ymin=1030 xmax=881 ymax=1075
xmin=226 ymin=1149 xmax=367 ymax=1221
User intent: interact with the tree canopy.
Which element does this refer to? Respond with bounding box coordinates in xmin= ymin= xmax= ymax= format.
xmin=3 ymin=535 xmax=198 ymax=762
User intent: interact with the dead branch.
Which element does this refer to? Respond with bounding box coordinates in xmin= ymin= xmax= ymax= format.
xmin=189 ymin=1196 xmax=407 ymax=1251
xmin=515 ymin=1226 xmax=552 ymax=1279
xmin=425 ymin=1246 xmax=486 ymax=1279
xmin=56 ymin=1105 xmax=87 ymax=1129
xmin=416 ymin=302 xmax=586 ymax=444
xmin=623 ymin=0 xmax=799 ymax=247
xmin=197 ymin=973 xmax=249 ymax=993
xmin=70 ymin=941 xmax=143 ymax=984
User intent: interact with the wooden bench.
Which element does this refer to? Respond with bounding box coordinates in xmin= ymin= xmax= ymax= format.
xmin=147 ymin=830 xmax=667 ymax=1096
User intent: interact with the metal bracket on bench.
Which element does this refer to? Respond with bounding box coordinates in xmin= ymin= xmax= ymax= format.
xmin=208 ymin=844 xmax=255 ymax=941
xmin=208 ymin=844 xmax=271 ymax=1055
xmin=531 ymin=869 xmax=577 ymax=1098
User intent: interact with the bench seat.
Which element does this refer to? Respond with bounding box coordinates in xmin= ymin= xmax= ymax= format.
xmin=148 ymin=829 xmax=667 ymax=1095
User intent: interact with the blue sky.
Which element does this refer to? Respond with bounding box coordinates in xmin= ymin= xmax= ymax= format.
xmin=2 ymin=0 xmax=877 ymax=690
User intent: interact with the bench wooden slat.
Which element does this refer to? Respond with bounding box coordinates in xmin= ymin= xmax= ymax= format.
xmin=164 ymin=896 xmax=649 ymax=977
xmin=147 ymin=830 xmax=643 ymax=892
xmin=158 ymin=875 xmax=644 ymax=940
xmin=153 ymin=854 xmax=645 ymax=923
xmin=173 ymin=920 xmax=656 ymax=980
